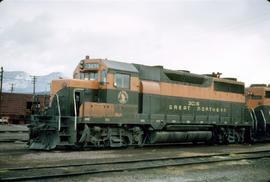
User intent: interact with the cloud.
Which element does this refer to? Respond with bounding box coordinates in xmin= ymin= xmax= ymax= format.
xmin=0 ymin=0 xmax=270 ymax=86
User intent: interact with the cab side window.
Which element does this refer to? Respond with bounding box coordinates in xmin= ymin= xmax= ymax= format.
xmin=115 ymin=73 xmax=130 ymax=89
xmin=80 ymin=72 xmax=98 ymax=80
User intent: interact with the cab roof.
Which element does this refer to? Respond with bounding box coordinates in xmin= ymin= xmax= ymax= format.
xmin=103 ymin=59 xmax=138 ymax=73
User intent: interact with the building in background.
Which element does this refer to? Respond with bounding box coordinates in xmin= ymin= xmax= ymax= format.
xmin=0 ymin=92 xmax=49 ymax=124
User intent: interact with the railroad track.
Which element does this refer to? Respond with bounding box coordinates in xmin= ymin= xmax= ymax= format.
xmin=1 ymin=150 xmax=270 ymax=181
xmin=0 ymin=124 xmax=29 ymax=142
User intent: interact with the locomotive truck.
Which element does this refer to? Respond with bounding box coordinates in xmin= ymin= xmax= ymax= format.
xmin=29 ymin=56 xmax=266 ymax=150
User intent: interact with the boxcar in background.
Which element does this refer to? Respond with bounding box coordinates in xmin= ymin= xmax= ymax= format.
xmin=0 ymin=92 xmax=49 ymax=124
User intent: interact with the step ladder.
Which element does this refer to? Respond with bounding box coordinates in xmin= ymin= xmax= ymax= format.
xmin=57 ymin=116 xmax=77 ymax=146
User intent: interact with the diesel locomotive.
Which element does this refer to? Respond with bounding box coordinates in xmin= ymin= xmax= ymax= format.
xmin=246 ymin=84 xmax=270 ymax=140
xmin=29 ymin=56 xmax=268 ymax=150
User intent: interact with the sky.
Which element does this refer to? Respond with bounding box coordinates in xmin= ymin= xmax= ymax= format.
xmin=0 ymin=0 xmax=270 ymax=86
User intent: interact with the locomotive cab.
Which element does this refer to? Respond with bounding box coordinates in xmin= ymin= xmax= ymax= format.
xmin=29 ymin=56 xmax=141 ymax=149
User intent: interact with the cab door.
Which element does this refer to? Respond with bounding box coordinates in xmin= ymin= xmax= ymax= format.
xmin=112 ymin=73 xmax=139 ymax=117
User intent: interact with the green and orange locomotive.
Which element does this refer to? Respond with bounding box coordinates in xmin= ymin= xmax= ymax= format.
xmin=29 ymin=56 xmax=269 ymax=150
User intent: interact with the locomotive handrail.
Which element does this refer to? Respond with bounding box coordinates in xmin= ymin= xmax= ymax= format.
xmin=73 ymin=90 xmax=77 ymax=131
xmin=250 ymin=109 xmax=257 ymax=132
xmin=248 ymin=110 xmax=254 ymax=128
xmin=260 ymin=110 xmax=267 ymax=132
xmin=56 ymin=94 xmax=61 ymax=131
xmin=73 ymin=88 xmax=84 ymax=131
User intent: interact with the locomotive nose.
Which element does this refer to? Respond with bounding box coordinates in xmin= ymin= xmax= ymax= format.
xmin=51 ymin=79 xmax=99 ymax=95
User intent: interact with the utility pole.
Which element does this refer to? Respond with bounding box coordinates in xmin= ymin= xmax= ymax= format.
xmin=31 ymin=75 xmax=37 ymax=96
xmin=10 ymin=83 xmax=14 ymax=93
xmin=31 ymin=75 xmax=38 ymax=114
xmin=0 ymin=67 xmax=3 ymax=118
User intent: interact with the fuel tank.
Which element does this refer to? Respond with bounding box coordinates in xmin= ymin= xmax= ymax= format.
xmin=149 ymin=131 xmax=212 ymax=144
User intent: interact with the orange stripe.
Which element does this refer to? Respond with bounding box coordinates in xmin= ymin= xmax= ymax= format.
xmin=141 ymin=80 xmax=245 ymax=103
xmin=51 ymin=77 xmax=245 ymax=104
xmin=50 ymin=79 xmax=99 ymax=104
xmin=246 ymin=87 xmax=270 ymax=108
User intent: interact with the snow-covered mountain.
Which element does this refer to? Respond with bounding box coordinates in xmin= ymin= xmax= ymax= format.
xmin=2 ymin=71 xmax=69 ymax=93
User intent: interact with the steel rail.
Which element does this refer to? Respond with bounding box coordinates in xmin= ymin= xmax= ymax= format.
xmin=3 ymin=149 xmax=270 ymax=171
xmin=1 ymin=150 xmax=270 ymax=181
xmin=0 ymin=130 xmax=29 ymax=142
